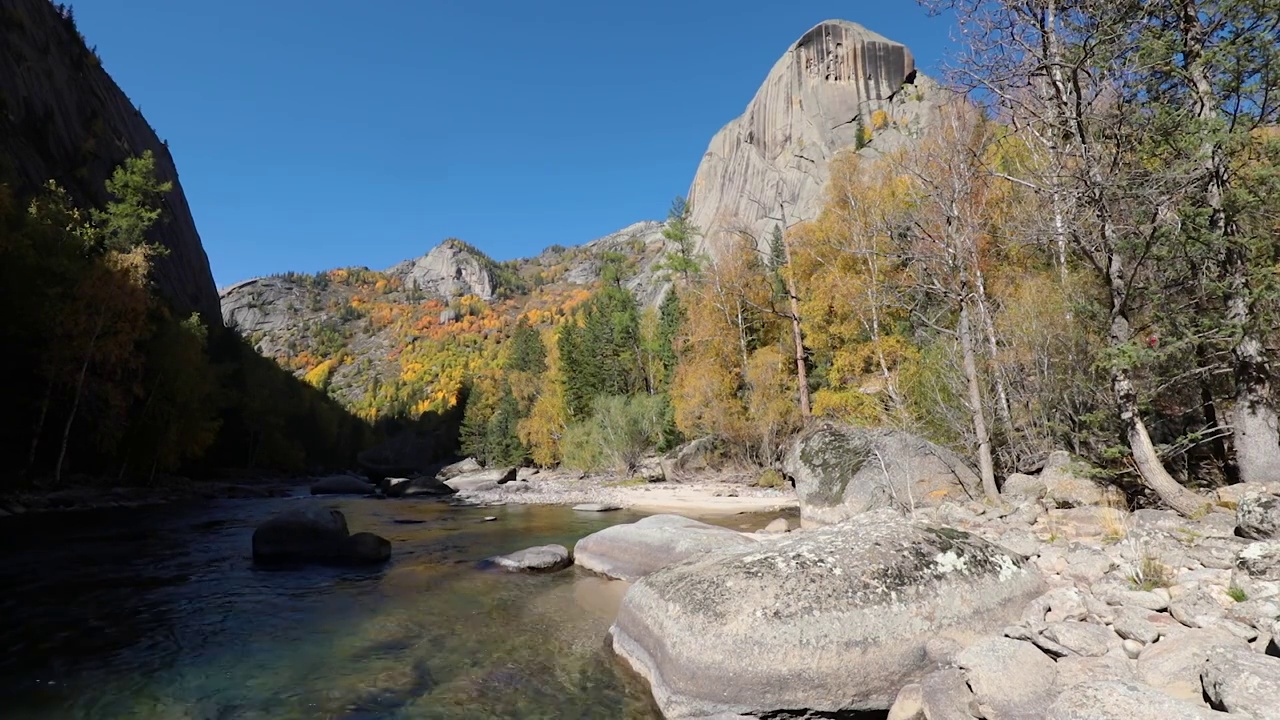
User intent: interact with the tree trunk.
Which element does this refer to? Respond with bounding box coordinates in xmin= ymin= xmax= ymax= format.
xmin=1106 ymin=249 xmax=1206 ymax=515
xmin=960 ymin=300 xmax=999 ymax=501
xmin=24 ymin=380 xmax=53 ymax=478
xmin=974 ymin=265 xmax=1015 ymax=441
xmin=779 ymin=231 xmax=811 ymax=417
xmin=54 ymin=314 xmax=104 ymax=484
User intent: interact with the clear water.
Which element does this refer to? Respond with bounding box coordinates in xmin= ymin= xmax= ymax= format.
xmin=0 ymin=495 xmax=748 ymax=719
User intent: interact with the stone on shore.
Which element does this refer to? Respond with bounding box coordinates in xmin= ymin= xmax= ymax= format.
xmin=443 ymin=466 xmax=518 ymax=492
xmin=574 ymin=514 xmax=755 ymax=582
xmin=573 ymin=503 xmax=621 ymax=512
xmin=609 ymin=510 xmax=1044 ymax=717
xmin=781 ymin=422 xmax=983 ymax=526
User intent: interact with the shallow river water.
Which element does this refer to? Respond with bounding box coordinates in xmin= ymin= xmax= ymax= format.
xmin=0 ymin=495 xmax=767 ymax=719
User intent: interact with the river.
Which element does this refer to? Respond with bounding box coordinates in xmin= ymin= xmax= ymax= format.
xmin=0 ymin=494 xmax=766 ymax=719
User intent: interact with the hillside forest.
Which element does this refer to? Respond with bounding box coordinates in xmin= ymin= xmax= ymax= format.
xmin=0 ymin=152 xmax=372 ymax=485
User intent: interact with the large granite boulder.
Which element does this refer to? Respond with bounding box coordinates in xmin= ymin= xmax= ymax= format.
xmin=609 ymin=510 xmax=1044 ymax=717
xmin=436 ymin=457 xmax=482 ymax=480
xmin=252 ymin=506 xmax=391 ymax=566
xmin=687 ymin=20 xmax=939 ymax=258
xmin=573 ymin=514 xmax=756 ymax=581
xmin=782 ymin=423 xmax=982 ymax=526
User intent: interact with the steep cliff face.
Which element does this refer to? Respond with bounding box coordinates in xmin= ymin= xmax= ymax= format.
xmin=386 ymin=239 xmax=498 ymax=301
xmin=0 ymin=0 xmax=220 ymax=319
xmin=688 ymin=20 xmax=936 ymax=252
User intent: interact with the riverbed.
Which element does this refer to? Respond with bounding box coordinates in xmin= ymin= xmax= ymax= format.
xmin=0 ymin=495 xmax=779 ymax=719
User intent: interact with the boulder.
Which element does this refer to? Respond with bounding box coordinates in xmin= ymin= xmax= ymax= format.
xmin=346 ymin=532 xmax=392 ymax=564
xmin=1238 ymin=540 xmax=1280 ymax=581
xmin=443 ymin=467 xmax=518 ymax=492
xmin=1136 ymin=627 xmax=1250 ymax=704
xmin=956 ymin=637 xmax=1057 ymax=719
xmin=573 ymin=514 xmax=755 ymax=581
xmin=1042 ymin=621 xmax=1120 ymax=657
xmin=917 ymin=669 xmax=982 ymax=720
xmin=310 ymin=475 xmax=377 ymax=496
xmin=762 ymin=518 xmax=790 ymax=534
xmin=658 ymin=437 xmax=722 ymax=482
xmin=436 ymin=457 xmax=482 ymax=481
xmin=1037 ymin=450 xmax=1109 ymax=508
xmin=251 ymin=507 xmax=391 ymax=566
xmin=1237 ymin=492 xmax=1280 ymax=540
xmin=781 ymin=423 xmax=982 ymax=526
xmin=489 ymin=544 xmax=572 ymax=573
xmin=1002 ymin=472 xmax=1046 ymax=500
xmin=1045 ymin=680 xmax=1227 ymax=719
xmin=392 ymin=475 xmax=456 ymax=498
xmin=572 ymin=503 xmax=621 ymax=512
xmin=1202 ymin=645 xmax=1280 ymax=719
xmin=609 ymin=511 xmax=1045 ymax=717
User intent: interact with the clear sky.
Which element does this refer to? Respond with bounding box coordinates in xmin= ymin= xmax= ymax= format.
xmin=74 ymin=1 xmax=955 ymax=287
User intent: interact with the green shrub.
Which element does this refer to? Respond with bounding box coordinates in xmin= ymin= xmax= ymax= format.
xmin=560 ymin=422 xmax=604 ymax=472
xmin=757 ymin=469 xmax=786 ymax=488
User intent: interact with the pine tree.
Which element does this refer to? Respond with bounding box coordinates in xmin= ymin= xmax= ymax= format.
xmin=768 ymin=224 xmax=788 ymax=302
xmin=506 ymin=317 xmax=547 ymax=374
xmin=484 ymin=386 xmax=526 ymax=466
xmin=459 ymin=386 xmax=490 ymax=463
xmin=660 ymin=196 xmax=702 ymax=279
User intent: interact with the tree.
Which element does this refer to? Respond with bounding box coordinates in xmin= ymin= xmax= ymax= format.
xmin=506 ymin=317 xmax=547 ymax=374
xmin=661 ymin=196 xmax=702 ymax=279
xmin=934 ymin=0 xmax=1210 ymax=513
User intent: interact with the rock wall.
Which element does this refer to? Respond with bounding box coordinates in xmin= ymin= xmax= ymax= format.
xmin=687 ymin=19 xmax=935 ymax=254
xmin=0 ymin=0 xmax=220 ymax=319
xmin=385 ymin=239 xmax=498 ymax=300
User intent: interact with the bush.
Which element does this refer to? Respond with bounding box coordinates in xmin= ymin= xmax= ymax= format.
xmin=592 ymin=394 xmax=666 ymax=473
xmin=560 ymin=421 xmax=604 ymax=472
xmin=757 ymin=469 xmax=787 ymax=488
xmin=560 ymin=395 xmax=666 ymax=474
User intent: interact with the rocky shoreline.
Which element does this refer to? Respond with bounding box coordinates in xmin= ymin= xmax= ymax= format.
xmin=476 ymin=425 xmax=1280 ymax=718
xmin=450 ymin=468 xmax=798 ymax=516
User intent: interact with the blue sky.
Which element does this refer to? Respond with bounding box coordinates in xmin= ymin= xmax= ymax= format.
xmin=75 ymin=1 xmax=955 ymax=287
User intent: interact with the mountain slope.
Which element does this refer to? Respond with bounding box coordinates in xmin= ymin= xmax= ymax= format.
xmin=0 ymin=0 xmax=220 ymax=318
xmin=219 ymin=223 xmax=672 ymax=415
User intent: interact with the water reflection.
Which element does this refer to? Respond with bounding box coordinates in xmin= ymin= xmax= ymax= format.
xmin=0 ymin=497 xmax=666 ymax=719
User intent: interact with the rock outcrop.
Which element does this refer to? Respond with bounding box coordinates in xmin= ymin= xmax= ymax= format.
xmin=610 ymin=510 xmax=1044 ymax=717
xmin=687 ymin=19 xmax=938 ymax=256
xmin=782 ymin=423 xmax=982 ymax=526
xmin=385 ymin=239 xmax=497 ymax=300
xmin=0 ymin=0 xmax=219 ymax=318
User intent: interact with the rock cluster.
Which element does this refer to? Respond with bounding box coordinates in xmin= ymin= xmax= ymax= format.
xmin=577 ymin=450 xmax=1280 ymax=717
